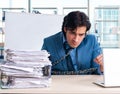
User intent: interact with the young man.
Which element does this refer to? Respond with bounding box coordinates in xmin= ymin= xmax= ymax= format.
xmin=42 ymin=11 xmax=103 ymax=75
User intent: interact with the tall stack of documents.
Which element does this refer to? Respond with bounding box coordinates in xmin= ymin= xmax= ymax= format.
xmin=0 ymin=49 xmax=51 ymax=88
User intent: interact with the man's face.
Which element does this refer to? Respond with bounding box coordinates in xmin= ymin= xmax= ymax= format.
xmin=64 ymin=26 xmax=87 ymax=48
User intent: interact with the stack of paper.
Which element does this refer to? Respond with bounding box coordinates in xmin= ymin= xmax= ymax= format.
xmin=0 ymin=49 xmax=52 ymax=88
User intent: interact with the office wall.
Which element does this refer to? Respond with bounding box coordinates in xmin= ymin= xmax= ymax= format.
xmin=4 ymin=12 xmax=64 ymax=50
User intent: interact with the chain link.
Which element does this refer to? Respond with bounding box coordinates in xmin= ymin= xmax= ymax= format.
xmin=52 ymin=49 xmax=97 ymax=75
xmin=52 ymin=67 xmax=97 ymax=75
xmin=52 ymin=49 xmax=72 ymax=66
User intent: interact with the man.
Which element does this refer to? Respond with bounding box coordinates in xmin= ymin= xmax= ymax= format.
xmin=42 ymin=11 xmax=103 ymax=75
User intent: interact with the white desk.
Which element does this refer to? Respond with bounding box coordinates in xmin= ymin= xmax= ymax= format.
xmin=0 ymin=75 xmax=120 ymax=94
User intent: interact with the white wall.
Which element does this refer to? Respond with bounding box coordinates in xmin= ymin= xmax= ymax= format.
xmin=4 ymin=12 xmax=64 ymax=51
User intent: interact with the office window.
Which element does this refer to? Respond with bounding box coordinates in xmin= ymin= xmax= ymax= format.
xmin=63 ymin=7 xmax=88 ymax=15
xmin=94 ymin=7 xmax=120 ymax=48
xmin=0 ymin=8 xmax=26 ymax=22
xmin=32 ymin=7 xmax=57 ymax=14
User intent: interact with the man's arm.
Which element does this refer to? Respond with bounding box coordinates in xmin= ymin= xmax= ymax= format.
xmin=94 ymin=54 xmax=103 ymax=72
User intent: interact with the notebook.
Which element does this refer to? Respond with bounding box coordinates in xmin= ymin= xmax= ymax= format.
xmin=93 ymin=48 xmax=120 ymax=87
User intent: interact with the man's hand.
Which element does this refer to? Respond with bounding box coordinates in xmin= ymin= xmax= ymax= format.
xmin=94 ymin=54 xmax=103 ymax=72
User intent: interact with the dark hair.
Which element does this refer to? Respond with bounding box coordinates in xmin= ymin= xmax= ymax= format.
xmin=62 ymin=11 xmax=91 ymax=33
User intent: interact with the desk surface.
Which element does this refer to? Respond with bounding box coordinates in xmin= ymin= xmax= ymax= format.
xmin=0 ymin=75 xmax=120 ymax=94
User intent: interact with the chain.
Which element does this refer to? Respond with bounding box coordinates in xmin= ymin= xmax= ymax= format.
xmin=52 ymin=49 xmax=98 ymax=75
xmin=52 ymin=49 xmax=72 ymax=66
xmin=52 ymin=67 xmax=97 ymax=75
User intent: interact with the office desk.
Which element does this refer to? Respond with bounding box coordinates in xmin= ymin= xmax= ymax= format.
xmin=0 ymin=75 xmax=120 ymax=94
